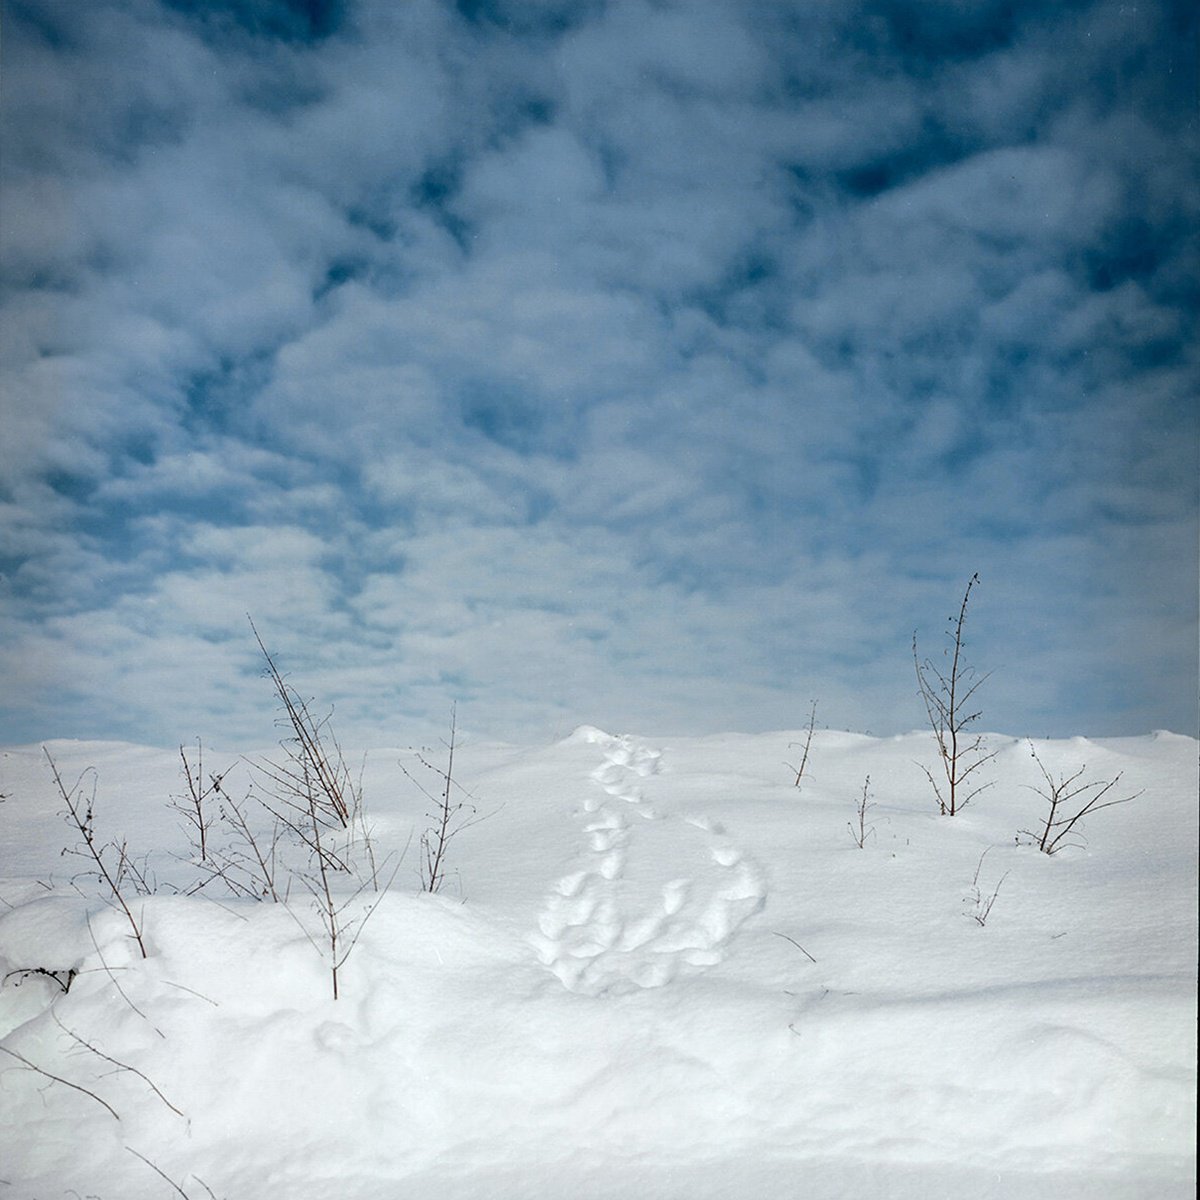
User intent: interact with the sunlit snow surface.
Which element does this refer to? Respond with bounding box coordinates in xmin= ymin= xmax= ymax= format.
xmin=0 ymin=728 xmax=1195 ymax=1199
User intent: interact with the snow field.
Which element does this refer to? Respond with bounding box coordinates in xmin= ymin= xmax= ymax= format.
xmin=0 ymin=727 xmax=1195 ymax=1199
xmin=529 ymin=728 xmax=766 ymax=994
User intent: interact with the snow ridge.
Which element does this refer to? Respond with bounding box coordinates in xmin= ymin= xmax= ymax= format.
xmin=529 ymin=731 xmax=766 ymax=995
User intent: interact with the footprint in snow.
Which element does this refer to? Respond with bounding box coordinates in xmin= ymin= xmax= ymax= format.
xmin=529 ymin=731 xmax=766 ymax=996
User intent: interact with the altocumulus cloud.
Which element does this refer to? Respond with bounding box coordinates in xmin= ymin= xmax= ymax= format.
xmin=1 ymin=0 xmax=1196 ymax=749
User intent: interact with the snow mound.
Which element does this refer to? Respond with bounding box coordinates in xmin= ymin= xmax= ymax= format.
xmin=0 ymin=729 xmax=1195 ymax=1199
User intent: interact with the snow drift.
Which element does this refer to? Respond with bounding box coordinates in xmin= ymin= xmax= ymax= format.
xmin=0 ymin=727 xmax=1195 ymax=1198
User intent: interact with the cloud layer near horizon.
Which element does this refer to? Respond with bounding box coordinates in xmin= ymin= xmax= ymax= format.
xmin=2 ymin=0 xmax=1197 ymax=749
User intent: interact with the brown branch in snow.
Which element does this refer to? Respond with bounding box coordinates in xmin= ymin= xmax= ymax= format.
xmin=913 ymin=574 xmax=996 ymax=816
xmin=46 ymin=749 xmax=148 ymax=957
xmin=1021 ymin=744 xmax=1143 ymax=854
xmin=786 ymin=699 xmax=819 ymax=790
xmin=0 ymin=1045 xmax=121 ymax=1122
xmin=773 ymin=931 xmax=817 ymax=964
xmin=126 ymin=1147 xmax=191 ymax=1199
xmin=52 ymin=1012 xmax=186 ymax=1121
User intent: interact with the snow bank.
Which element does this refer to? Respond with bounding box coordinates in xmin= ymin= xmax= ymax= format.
xmin=0 ymin=729 xmax=1195 ymax=1198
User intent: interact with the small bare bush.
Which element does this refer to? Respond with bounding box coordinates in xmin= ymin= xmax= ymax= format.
xmin=1021 ymin=744 xmax=1143 ymax=855
xmin=786 ymin=699 xmax=819 ymax=790
xmin=965 ymin=847 xmax=1008 ymax=926
xmin=249 ymin=620 xmax=371 ymax=867
xmin=401 ymin=704 xmax=491 ymax=894
xmin=46 ymin=750 xmax=148 ymax=958
xmin=171 ymin=740 xmax=229 ymax=865
xmin=914 ymin=573 xmax=995 ymax=816
xmin=204 ymin=784 xmax=284 ymax=903
xmin=246 ymin=620 xmax=391 ymax=999
xmin=847 ymin=775 xmax=876 ymax=848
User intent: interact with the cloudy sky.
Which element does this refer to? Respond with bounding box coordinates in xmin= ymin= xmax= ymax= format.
xmin=1 ymin=0 xmax=1196 ymax=751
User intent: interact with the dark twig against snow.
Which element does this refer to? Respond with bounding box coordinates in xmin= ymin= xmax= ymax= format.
xmin=46 ymin=749 xmax=148 ymax=958
xmin=83 ymin=912 xmax=162 ymax=1036
xmin=1021 ymin=744 xmax=1143 ymax=854
xmin=52 ymin=1012 xmax=186 ymax=1122
xmin=786 ymin=699 xmax=819 ymax=790
xmin=847 ymin=775 xmax=877 ymax=848
xmin=773 ymin=931 xmax=817 ymax=963
xmin=172 ymin=740 xmax=231 ymax=866
xmin=125 ymin=1146 xmax=220 ymax=1200
xmin=914 ymin=574 xmax=996 ymax=816
xmin=965 ymin=847 xmax=1009 ymax=927
xmin=0 ymin=1044 xmax=121 ymax=1122
xmin=246 ymin=618 xmax=393 ymax=999
xmin=402 ymin=704 xmax=497 ymax=895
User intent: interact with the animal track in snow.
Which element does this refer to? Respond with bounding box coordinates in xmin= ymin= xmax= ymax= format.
xmin=530 ymin=730 xmax=766 ymax=996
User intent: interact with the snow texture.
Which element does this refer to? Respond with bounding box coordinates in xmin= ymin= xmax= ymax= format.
xmin=0 ymin=727 xmax=1195 ymax=1198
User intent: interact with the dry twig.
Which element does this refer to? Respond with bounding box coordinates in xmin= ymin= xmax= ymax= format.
xmin=786 ymin=699 xmax=819 ymax=789
xmin=914 ymin=574 xmax=996 ymax=815
xmin=1021 ymin=744 xmax=1142 ymax=854
xmin=847 ymin=775 xmax=876 ymax=848
xmin=47 ymin=750 xmax=147 ymax=958
xmin=401 ymin=705 xmax=494 ymax=894
xmin=965 ymin=847 xmax=1009 ymax=926
xmin=0 ymin=1045 xmax=121 ymax=1122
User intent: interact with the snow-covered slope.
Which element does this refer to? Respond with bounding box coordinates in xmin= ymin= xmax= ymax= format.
xmin=0 ymin=728 xmax=1195 ymax=1199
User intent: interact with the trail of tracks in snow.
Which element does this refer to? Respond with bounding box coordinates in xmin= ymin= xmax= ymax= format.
xmin=529 ymin=729 xmax=766 ymax=996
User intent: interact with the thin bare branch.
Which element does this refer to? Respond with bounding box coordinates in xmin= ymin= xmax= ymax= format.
xmin=85 ymin=912 xmax=163 ymax=1038
xmin=787 ymin=700 xmax=819 ymax=789
xmin=847 ymin=775 xmax=876 ymax=848
xmin=403 ymin=704 xmax=487 ymax=895
xmin=0 ymin=1045 xmax=121 ymax=1121
xmin=52 ymin=1013 xmax=186 ymax=1120
xmin=914 ymin=574 xmax=992 ymax=815
xmin=773 ymin=931 xmax=817 ymax=963
xmin=1024 ymin=745 xmax=1142 ymax=853
xmin=46 ymin=750 xmax=147 ymax=957
xmin=965 ymin=847 xmax=1009 ymax=926
xmin=126 ymin=1147 xmax=190 ymax=1199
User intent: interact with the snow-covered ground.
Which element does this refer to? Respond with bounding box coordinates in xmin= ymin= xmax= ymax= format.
xmin=0 ymin=726 xmax=1195 ymax=1199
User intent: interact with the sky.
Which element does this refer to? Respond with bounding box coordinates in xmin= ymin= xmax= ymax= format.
xmin=1 ymin=0 xmax=1197 ymax=751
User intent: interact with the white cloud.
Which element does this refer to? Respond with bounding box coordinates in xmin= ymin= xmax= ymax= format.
xmin=0 ymin=0 xmax=1194 ymax=748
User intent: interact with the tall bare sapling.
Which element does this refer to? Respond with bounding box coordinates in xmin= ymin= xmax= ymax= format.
xmin=248 ymin=620 xmax=387 ymax=999
xmin=913 ymin=573 xmax=995 ymax=815
xmin=46 ymin=750 xmax=148 ymax=958
xmin=401 ymin=704 xmax=489 ymax=894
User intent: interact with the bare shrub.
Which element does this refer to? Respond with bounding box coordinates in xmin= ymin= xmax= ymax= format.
xmin=401 ymin=704 xmax=490 ymax=894
xmin=786 ymin=699 xmax=819 ymax=789
xmin=171 ymin=740 xmax=229 ymax=865
xmin=45 ymin=750 xmax=148 ymax=959
xmin=247 ymin=620 xmax=392 ymax=999
xmin=964 ymin=847 xmax=1008 ymax=926
xmin=206 ymin=784 xmax=284 ymax=902
xmin=1021 ymin=744 xmax=1143 ymax=855
xmin=248 ymin=619 xmax=367 ymax=864
xmin=847 ymin=775 xmax=876 ymax=848
xmin=914 ymin=573 xmax=995 ymax=815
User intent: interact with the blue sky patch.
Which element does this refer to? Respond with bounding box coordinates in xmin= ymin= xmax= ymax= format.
xmin=0 ymin=0 xmax=1195 ymax=749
